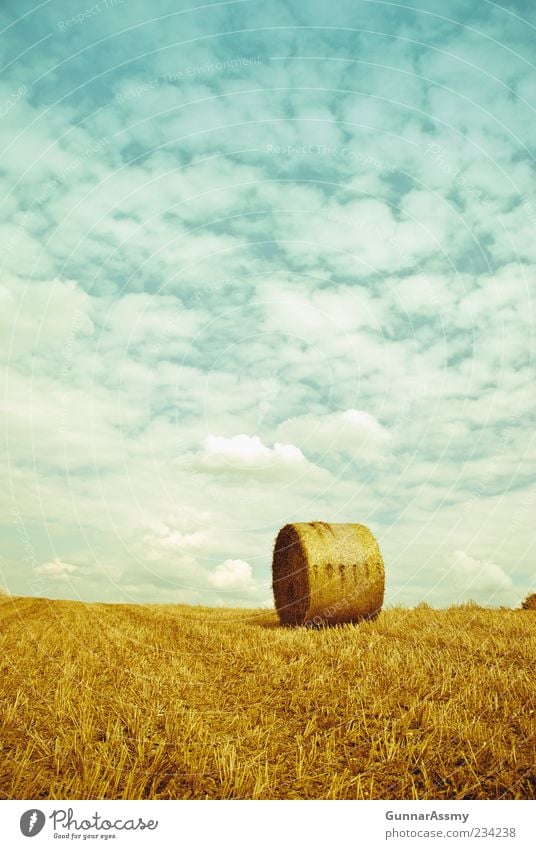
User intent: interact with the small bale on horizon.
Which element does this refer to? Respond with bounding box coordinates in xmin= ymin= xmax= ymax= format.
xmin=521 ymin=592 xmax=536 ymax=610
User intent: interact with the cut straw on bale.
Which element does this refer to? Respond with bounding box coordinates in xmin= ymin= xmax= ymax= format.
xmin=272 ymin=521 xmax=384 ymax=626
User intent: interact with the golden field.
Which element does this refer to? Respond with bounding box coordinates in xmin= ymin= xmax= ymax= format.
xmin=0 ymin=595 xmax=534 ymax=800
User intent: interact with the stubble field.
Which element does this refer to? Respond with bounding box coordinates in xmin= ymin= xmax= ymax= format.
xmin=0 ymin=595 xmax=534 ymax=800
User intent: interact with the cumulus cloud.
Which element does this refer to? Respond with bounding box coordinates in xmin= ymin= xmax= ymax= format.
xmin=198 ymin=434 xmax=307 ymax=471
xmin=35 ymin=559 xmax=78 ymax=579
xmin=149 ymin=529 xmax=207 ymax=552
xmin=277 ymin=409 xmax=390 ymax=462
xmin=449 ymin=550 xmax=514 ymax=604
xmin=208 ymin=559 xmax=253 ymax=590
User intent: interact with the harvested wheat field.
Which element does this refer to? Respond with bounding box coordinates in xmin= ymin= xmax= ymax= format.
xmin=0 ymin=595 xmax=534 ymax=800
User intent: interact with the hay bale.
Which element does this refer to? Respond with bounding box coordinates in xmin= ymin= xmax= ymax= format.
xmin=272 ymin=521 xmax=384 ymax=626
xmin=521 ymin=592 xmax=536 ymax=610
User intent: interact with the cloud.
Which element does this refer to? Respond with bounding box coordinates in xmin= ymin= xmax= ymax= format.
xmin=449 ymin=549 xmax=514 ymax=603
xmin=208 ymin=559 xmax=253 ymax=590
xmin=277 ymin=409 xmax=390 ymax=462
xmin=199 ymin=434 xmax=307 ymax=471
xmin=34 ymin=559 xmax=78 ymax=579
xmin=149 ymin=529 xmax=207 ymax=552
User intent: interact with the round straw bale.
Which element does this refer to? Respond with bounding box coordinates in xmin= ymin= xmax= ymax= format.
xmin=272 ymin=521 xmax=384 ymax=626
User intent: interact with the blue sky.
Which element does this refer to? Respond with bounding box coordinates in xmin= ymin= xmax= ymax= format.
xmin=1 ymin=0 xmax=534 ymax=608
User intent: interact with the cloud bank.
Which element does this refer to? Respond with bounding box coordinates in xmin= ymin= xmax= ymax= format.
xmin=1 ymin=0 xmax=534 ymax=608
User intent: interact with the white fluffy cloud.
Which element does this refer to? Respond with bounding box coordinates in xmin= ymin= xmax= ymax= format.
xmin=149 ymin=529 xmax=207 ymax=552
xmin=277 ymin=409 xmax=390 ymax=461
xmin=208 ymin=559 xmax=253 ymax=590
xmin=449 ymin=550 xmax=514 ymax=604
xmin=200 ymin=434 xmax=306 ymax=470
xmin=35 ymin=559 xmax=78 ymax=580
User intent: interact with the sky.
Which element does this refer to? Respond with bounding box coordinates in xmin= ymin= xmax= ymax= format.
xmin=1 ymin=0 xmax=534 ymax=609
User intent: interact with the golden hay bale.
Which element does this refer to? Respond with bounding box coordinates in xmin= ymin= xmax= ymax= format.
xmin=272 ymin=521 xmax=384 ymax=626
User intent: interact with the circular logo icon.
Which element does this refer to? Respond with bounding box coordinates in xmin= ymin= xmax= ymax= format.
xmin=20 ymin=810 xmax=46 ymax=837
